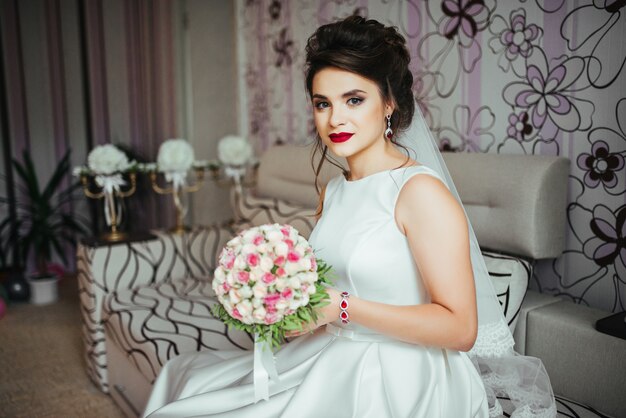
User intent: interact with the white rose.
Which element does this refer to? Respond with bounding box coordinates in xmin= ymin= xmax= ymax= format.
xmin=266 ymin=230 xmax=283 ymax=243
xmin=304 ymin=283 xmax=317 ymax=295
xmin=260 ymin=256 xmax=274 ymax=271
xmin=303 ymin=272 xmax=318 ymax=284
xmin=275 ymin=299 xmax=288 ymax=311
xmin=252 ymin=282 xmax=267 ymax=299
xmin=87 ymin=144 xmax=130 ymax=175
xmin=239 ymin=285 xmax=253 ymax=299
xmin=285 ymin=262 xmax=301 ymax=276
xmin=300 ymin=294 xmax=309 ymax=306
xmin=226 ymin=272 xmax=235 ymax=286
xmin=274 ymin=242 xmax=289 ymax=256
xmin=295 ymin=244 xmax=307 ymax=257
xmin=275 ymin=278 xmax=288 ymax=292
xmin=212 ymin=279 xmax=220 ymax=294
xmin=237 ymin=300 xmax=253 ymax=317
xmin=252 ymin=297 xmax=263 ymax=308
xmin=227 ymin=236 xmax=242 ymax=248
xmin=222 ymin=299 xmax=233 ymax=313
xmin=256 ymin=243 xmax=269 ymax=254
xmin=253 ymin=307 xmax=267 ymax=322
xmin=298 ymin=258 xmax=311 ymax=271
xmin=289 ymin=299 xmax=301 ymax=311
xmin=250 ymin=268 xmax=265 ymax=283
xmin=217 ymin=135 xmax=253 ymax=166
xmin=214 ymin=267 xmax=225 ymax=282
xmin=157 ymin=139 xmax=195 ymax=172
xmin=229 ymin=289 xmax=242 ymax=304
xmin=234 ymin=255 xmax=247 ymax=270
xmin=242 ymin=229 xmax=258 ymax=243
xmin=241 ymin=243 xmax=257 ymax=255
xmin=288 ymin=277 xmax=301 ymax=289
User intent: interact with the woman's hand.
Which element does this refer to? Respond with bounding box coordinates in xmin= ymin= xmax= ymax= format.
xmin=285 ymin=288 xmax=342 ymax=338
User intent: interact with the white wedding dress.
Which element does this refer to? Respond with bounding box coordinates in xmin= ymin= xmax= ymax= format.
xmin=143 ymin=165 xmax=489 ymax=418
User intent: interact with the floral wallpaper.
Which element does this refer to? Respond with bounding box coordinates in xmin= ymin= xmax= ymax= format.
xmin=236 ymin=0 xmax=626 ymax=313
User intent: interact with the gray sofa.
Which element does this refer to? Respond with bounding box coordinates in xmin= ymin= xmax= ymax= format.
xmin=77 ymin=144 xmax=624 ymax=417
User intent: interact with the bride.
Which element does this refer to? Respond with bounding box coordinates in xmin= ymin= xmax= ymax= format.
xmin=143 ymin=15 xmax=555 ymax=418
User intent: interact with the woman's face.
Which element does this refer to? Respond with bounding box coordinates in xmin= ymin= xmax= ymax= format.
xmin=311 ymin=67 xmax=391 ymax=159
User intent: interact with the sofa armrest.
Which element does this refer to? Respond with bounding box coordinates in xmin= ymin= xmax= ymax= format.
xmin=230 ymin=187 xmax=317 ymax=239
xmin=520 ymin=295 xmax=626 ymax=418
xmin=77 ymin=225 xmax=234 ymax=392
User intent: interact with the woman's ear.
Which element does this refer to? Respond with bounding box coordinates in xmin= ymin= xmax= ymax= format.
xmin=385 ymin=102 xmax=395 ymax=115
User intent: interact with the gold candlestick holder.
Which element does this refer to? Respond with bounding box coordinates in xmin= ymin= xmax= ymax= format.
xmin=80 ymin=173 xmax=137 ymax=242
xmin=150 ymin=168 xmax=206 ymax=234
xmin=209 ymin=162 xmax=259 ymax=191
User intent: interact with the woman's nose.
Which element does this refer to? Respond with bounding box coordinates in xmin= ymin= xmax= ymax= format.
xmin=329 ymin=107 xmax=346 ymax=127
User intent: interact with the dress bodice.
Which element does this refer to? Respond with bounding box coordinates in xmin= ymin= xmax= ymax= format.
xmin=309 ymin=165 xmax=443 ymax=333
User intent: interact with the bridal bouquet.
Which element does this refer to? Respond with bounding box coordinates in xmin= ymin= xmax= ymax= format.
xmin=211 ymin=223 xmax=333 ymax=348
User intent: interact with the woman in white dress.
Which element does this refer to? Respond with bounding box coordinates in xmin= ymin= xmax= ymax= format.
xmin=143 ymin=16 xmax=554 ymax=418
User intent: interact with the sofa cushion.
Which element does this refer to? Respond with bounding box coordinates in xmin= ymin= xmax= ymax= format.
xmin=482 ymin=251 xmax=531 ymax=332
xmin=103 ymin=278 xmax=253 ymax=383
xmin=231 ymin=190 xmax=316 ymax=238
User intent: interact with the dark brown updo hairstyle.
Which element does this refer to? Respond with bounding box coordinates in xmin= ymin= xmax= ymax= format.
xmin=305 ymin=15 xmax=415 ymax=197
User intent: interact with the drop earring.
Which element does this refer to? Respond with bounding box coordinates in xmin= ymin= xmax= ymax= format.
xmin=384 ymin=114 xmax=393 ymax=139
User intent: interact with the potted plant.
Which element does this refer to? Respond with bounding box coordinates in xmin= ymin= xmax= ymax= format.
xmin=6 ymin=149 xmax=88 ymax=304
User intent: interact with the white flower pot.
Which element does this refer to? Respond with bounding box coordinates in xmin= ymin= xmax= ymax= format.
xmin=27 ymin=274 xmax=59 ymax=305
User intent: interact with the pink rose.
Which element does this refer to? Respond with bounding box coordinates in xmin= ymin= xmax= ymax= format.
xmin=311 ymin=258 xmax=317 ymax=271
xmin=222 ymin=282 xmax=231 ymax=293
xmin=276 ymin=267 xmax=286 ymax=277
xmin=265 ymin=313 xmax=278 ymax=324
xmin=264 ymin=294 xmax=281 ymax=306
xmin=273 ymin=256 xmax=286 ymax=266
xmin=237 ymin=271 xmax=250 ymax=284
xmin=284 ymin=239 xmax=294 ymax=250
xmin=253 ymin=235 xmax=264 ymax=246
xmin=281 ymin=288 xmax=293 ymax=299
xmin=221 ymin=251 xmax=235 ymax=270
xmin=287 ymin=251 xmax=300 ymax=262
xmin=262 ymin=272 xmax=276 ymax=284
xmin=232 ymin=308 xmax=242 ymax=319
xmin=246 ymin=253 xmax=260 ymax=267
xmin=280 ymin=227 xmax=291 ymax=237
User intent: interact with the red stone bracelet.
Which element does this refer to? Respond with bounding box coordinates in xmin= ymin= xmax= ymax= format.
xmin=339 ymin=291 xmax=350 ymax=324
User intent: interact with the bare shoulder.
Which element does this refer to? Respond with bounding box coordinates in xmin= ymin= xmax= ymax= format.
xmin=394 ymin=173 xmax=467 ymax=236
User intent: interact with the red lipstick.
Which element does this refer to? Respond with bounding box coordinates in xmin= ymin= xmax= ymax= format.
xmin=329 ymin=132 xmax=354 ymax=143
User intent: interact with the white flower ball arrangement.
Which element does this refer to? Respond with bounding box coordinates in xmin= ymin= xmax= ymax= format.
xmin=217 ymin=135 xmax=254 ymax=166
xmin=211 ymin=223 xmax=333 ymax=347
xmin=87 ymin=144 xmax=130 ymax=175
xmin=157 ymin=138 xmax=195 ymax=172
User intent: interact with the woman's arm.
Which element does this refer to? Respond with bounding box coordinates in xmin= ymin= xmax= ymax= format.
xmin=302 ymin=174 xmax=478 ymax=352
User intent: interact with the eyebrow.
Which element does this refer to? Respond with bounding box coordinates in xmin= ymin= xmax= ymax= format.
xmin=312 ymin=89 xmax=367 ymax=100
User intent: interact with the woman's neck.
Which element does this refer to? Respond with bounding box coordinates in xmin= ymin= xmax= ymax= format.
xmin=346 ymin=139 xmax=412 ymax=181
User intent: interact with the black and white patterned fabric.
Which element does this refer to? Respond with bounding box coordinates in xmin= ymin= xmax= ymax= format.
xmin=231 ymin=188 xmax=316 ymax=238
xmin=104 ymin=278 xmax=253 ymax=383
xmin=482 ymin=250 xmax=531 ymax=332
xmin=77 ymin=225 xmax=235 ymax=393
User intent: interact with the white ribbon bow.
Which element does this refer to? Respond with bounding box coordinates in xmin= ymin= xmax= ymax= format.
xmin=224 ymin=165 xmax=246 ymax=184
xmin=253 ymin=334 xmax=278 ymax=402
xmin=164 ymin=171 xmax=188 ymax=190
xmin=94 ymin=174 xmax=126 ymax=194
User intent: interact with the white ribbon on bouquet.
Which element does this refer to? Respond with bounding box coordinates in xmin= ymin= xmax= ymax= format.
xmin=253 ymin=334 xmax=278 ymax=402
